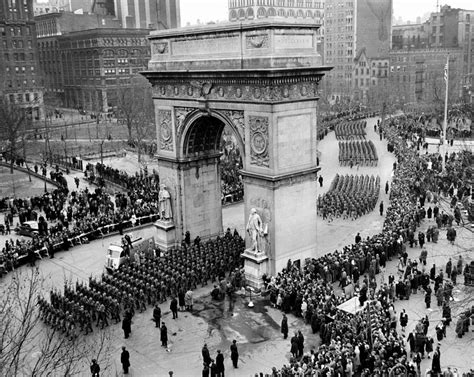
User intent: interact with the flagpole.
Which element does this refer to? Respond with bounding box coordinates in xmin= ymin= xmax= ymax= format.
xmin=442 ymin=54 xmax=449 ymax=171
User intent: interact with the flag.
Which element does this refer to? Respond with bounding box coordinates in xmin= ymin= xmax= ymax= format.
xmin=444 ymin=62 xmax=448 ymax=82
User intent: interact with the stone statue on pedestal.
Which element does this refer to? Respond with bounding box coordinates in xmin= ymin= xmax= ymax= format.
xmin=159 ymin=184 xmax=173 ymax=221
xmin=246 ymin=208 xmax=266 ymax=254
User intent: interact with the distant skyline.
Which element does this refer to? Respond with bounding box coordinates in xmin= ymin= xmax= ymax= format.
xmin=36 ymin=0 xmax=474 ymax=26
xmin=179 ymin=0 xmax=474 ymax=26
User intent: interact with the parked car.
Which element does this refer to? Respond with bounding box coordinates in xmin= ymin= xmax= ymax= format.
xmin=16 ymin=221 xmax=39 ymax=237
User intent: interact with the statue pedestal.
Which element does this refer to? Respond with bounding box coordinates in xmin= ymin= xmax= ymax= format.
xmin=242 ymin=249 xmax=269 ymax=289
xmin=154 ymin=220 xmax=176 ymax=251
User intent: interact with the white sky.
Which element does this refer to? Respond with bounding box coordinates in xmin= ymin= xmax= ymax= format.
xmin=179 ymin=0 xmax=474 ymax=26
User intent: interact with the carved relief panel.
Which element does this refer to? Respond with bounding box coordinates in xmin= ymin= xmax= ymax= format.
xmin=249 ymin=116 xmax=270 ymax=168
xmin=158 ymin=110 xmax=173 ymax=152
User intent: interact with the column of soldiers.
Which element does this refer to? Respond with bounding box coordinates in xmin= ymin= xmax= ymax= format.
xmin=318 ymin=174 xmax=380 ymax=221
xmin=334 ymin=120 xmax=367 ymax=140
xmin=338 ymin=140 xmax=378 ymax=167
xmin=38 ymin=232 xmax=245 ymax=338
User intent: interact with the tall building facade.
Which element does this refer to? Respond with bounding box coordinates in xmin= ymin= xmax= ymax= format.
xmin=34 ymin=0 xmax=115 ymax=16
xmin=35 ymin=12 xmax=120 ymax=107
xmin=324 ymin=0 xmax=392 ymax=102
xmin=0 ymin=0 xmax=44 ymax=120
xmin=59 ymin=28 xmax=150 ymax=111
xmin=228 ymin=0 xmax=325 ymax=55
xmin=389 ymin=47 xmax=463 ymax=104
xmin=391 ymin=5 xmax=474 ymax=103
xmin=114 ymin=0 xmax=181 ymax=29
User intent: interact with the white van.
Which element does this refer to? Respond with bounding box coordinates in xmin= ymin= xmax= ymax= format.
xmin=105 ymin=235 xmax=155 ymax=272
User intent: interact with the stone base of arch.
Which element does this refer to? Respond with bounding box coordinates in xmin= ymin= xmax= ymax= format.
xmin=242 ymin=166 xmax=320 ymax=276
xmin=157 ymin=153 xmax=223 ymax=242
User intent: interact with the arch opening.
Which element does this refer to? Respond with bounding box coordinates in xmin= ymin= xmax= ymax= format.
xmin=182 ymin=114 xmax=246 ymax=236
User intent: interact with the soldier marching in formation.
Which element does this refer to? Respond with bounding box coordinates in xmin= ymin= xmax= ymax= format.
xmin=38 ymin=231 xmax=244 ymax=338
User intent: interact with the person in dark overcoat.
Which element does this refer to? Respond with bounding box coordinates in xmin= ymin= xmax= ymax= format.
xmin=121 ymin=346 xmax=130 ymax=374
xmin=122 ymin=315 xmax=131 ymax=339
xmin=230 ymin=340 xmax=239 ymax=368
xmin=160 ymin=322 xmax=168 ymax=347
xmin=290 ymin=333 xmax=298 ymax=359
xmin=170 ymin=297 xmax=178 ymax=319
xmin=431 ymin=346 xmax=441 ymax=375
xmin=281 ymin=314 xmax=289 ymax=339
xmin=202 ymin=343 xmax=212 ymax=366
xmin=215 ymin=350 xmax=224 ymax=377
xmin=153 ymin=304 xmax=161 ymax=328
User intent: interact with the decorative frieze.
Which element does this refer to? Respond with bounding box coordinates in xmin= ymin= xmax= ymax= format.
xmin=150 ymin=78 xmax=321 ymax=103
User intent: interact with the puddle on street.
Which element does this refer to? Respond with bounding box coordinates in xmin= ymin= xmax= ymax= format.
xmin=191 ymin=294 xmax=279 ymax=348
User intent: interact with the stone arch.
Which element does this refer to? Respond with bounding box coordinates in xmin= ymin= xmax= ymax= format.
xmin=287 ymin=9 xmax=295 ymax=17
xmin=238 ymin=8 xmax=246 ymax=19
xmin=297 ymin=9 xmax=304 ymax=18
xmin=306 ymin=10 xmax=313 ymax=18
xmin=267 ymin=7 xmax=276 ymax=17
xmin=257 ymin=7 xmax=267 ymax=18
xmin=180 ymin=110 xmax=245 ymax=161
xmin=277 ymin=8 xmax=286 ymax=17
xmin=246 ymin=7 xmax=255 ymax=19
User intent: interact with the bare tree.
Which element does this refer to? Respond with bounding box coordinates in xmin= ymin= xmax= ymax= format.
xmin=0 ymin=269 xmax=112 ymax=376
xmin=116 ymin=75 xmax=155 ymax=163
xmin=0 ymin=99 xmax=29 ymax=174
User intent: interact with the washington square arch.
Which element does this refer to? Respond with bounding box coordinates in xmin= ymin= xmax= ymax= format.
xmin=142 ymin=20 xmax=331 ymax=284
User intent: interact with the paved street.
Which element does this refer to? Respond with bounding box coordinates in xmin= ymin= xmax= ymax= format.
xmin=1 ymin=117 xmax=472 ymax=376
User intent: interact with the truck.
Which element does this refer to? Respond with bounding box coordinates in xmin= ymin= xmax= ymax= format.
xmin=105 ymin=234 xmax=155 ymax=273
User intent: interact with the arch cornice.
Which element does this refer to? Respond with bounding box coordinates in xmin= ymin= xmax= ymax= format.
xmin=143 ymin=67 xmax=330 ymax=103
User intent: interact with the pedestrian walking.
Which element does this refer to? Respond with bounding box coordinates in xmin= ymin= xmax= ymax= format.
xmin=121 ymin=346 xmax=130 ymax=374
xmin=170 ymin=297 xmax=178 ymax=319
xmin=122 ymin=315 xmax=131 ymax=339
xmin=385 ymin=181 xmax=389 ymax=195
xmin=281 ymin=314 xmax=289 ymax=339
xmin=379 ymin=201 xmax=384 ymax=216
xmin=160 ymin=322 xmax=168 ymax=348
xmin=215 ymin=350 xmax=225 ymax=377
xmin=318 ymin=175 xmax=323 ymax=187
xmin=90 ymin=359 xmax=100 ymax=376
xmin=230 ymin=339 xmax=239 ymax=368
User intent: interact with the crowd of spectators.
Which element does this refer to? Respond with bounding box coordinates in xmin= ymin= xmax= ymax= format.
xmin=0 ymin=184 xmax=160 ymax=276
xmin=262 ymin=113 xmax=472 ymax=376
